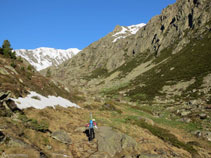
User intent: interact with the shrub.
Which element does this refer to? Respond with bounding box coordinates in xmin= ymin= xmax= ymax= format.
xmin=27 ymin=65 xmax=33 ymax=71
xmin=10 ymin=62 xmax=16 ymax=68
xmin=18 ymin=56 xmax=23 ymax=62
xmin=21 ymin=66 xmax=25 ymax=71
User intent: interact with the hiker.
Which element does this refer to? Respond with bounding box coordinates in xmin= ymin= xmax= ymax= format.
xmin=85 ymin=119 xmax=97 ymax=141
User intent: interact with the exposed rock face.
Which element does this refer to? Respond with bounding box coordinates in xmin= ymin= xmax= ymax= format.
xmin=52 ymin=0 xmax=211 ymax=90
xmin=0 ymin=91 xmax=21 ymax=117
xmin=51 ymin=130 xmax=72 ymax=144
xmin=95 ymin=126 xmax=137 ymax=157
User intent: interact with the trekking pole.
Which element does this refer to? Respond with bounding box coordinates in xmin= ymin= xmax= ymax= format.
xmin=90 ymin=112 xmax=92 ymax=120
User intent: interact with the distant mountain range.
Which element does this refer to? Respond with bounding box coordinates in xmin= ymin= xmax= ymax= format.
xmin=15 ymin=47 xmax=80 ymax=71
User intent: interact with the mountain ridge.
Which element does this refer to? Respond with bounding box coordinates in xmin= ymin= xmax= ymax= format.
xmin=15 ymin=47 xmax=80 ymax=71
xmin=51 ymin=0 xmax=211 ymax=91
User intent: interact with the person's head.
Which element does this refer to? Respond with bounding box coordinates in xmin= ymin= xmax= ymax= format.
xmin=92 ymin=119 xmax=95 ymax=122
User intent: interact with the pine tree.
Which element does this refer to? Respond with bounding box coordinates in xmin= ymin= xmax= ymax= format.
xmin=2 ymin=40 xmax=11 ymax=56
xmin=1 ymin=40 xmax=16 ymax=59
xmin=2 ymin=40 xmax=11 ymax=49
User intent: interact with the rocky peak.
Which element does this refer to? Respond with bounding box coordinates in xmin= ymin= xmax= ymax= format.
xmin=113 ymin=25 xmax=122 ymax=33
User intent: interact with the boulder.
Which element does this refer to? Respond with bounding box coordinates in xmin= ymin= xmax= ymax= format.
xmin=5 ymin=99 xmax=21 ymax=112
xmin=192 ymin=130 xmax=202 ymax=137
xmin=4 ymin=65 xmax=18 ymax=75
xmin=7 ymin=137 xmax=29 ymax=148
xmin=180 ymin=111 xmax=191 ymax=117
xmin=95 ymin=126 xmax=137 ymax=157
xmin=138 ymin=117 xmax=155 ymax=126
xmin=89 ymin=152 xmax=110 ymax=158
xmin=51 ymin=130 xmax=71 ymax=144
xmin=0 ymin=131 xmax=5 ymax=143
xmin=0 ymin=68 xmax=9 ymax=75
xmin=199 ymin=113 xmax=207 ymax=119
xmin=0 ymin=91 xmax=10 ymax=101
xmin=203 ymin=132 xmax=211 ymax=142
xmin=177 ymin=118 xmax=191 ymax=123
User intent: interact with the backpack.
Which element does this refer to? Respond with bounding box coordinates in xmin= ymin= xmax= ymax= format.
xmin=89 ymin=120 xmax=93 ymax=128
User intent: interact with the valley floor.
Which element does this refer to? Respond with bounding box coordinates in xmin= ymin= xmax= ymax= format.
xmin=0 ymin=95 xmax=210 ymax=158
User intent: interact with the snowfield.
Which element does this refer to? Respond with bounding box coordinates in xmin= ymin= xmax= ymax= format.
xmin=11 ymin=91 xmax=80 ymax=109
xmin=15 ymin=47 xmax=81 ymax=71
xmin=112 ymin=23 xmax=146 ymax=42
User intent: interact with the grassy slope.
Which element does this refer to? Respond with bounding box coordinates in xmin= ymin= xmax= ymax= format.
xmin=0 ymin=54 xmax=73 ymax=100
xmin=95 ymin=30 xmax=211 ymax=102
xmin=118 ymin=30 xmax=211 ymax=101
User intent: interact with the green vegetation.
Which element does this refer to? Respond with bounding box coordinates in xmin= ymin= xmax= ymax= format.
xmin=21 ymin=66 xmax=25 ymax=71
xmin=10 ymin=61 xmax=16 ymax=68
xmin=18 ymin=114 xmax=49 ymax=132
xmin=101 ymin=82 xmax=129 ymax=95
xmin=107 ymin=51 xmax=151 ymax=79
xmin=127 ymin=103 xmax=202 ymax=132
xmin=84 ymin=67 xmax=108 ymax=80
xmin=0 ymin=40 xmax=16 ymax=59
xmin=132 ymin=119 xmax=199 ymax=157
xmin=96 ymin=100 xmax=199 ymax=157
xmin=27 ymin=65 xmax=33 ymax=71
xmin=127 ymin=31 xmax=211 ymax=101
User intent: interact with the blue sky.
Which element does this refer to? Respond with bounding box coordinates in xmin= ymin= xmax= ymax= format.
xmin=0 ymin=0 xmax=176 ymax=50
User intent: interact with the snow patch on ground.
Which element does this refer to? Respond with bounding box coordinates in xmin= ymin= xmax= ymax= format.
xmin=112 ymin=23 xmax=146 ymax=43
xmin=11 ymin=91 xmax=80 ymax=109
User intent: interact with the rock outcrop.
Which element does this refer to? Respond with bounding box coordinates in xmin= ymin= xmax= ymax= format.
xmin=94 ymin=126 xmax=137 ymax=157
xmin=52 ymin=0 xmax=211 ymax=91
xmin=0 ymin=91 xmax=21 ymax=117
xmin=51 ymin=130 xmax=72 ymax=144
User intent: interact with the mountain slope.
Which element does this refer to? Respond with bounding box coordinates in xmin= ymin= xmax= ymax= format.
xmin=49 ymin=0 xmax=211 ymax=146
xmin=52 ymin=0 xmax=211 ymax=99
xmin=2 ymin=51 xmax=209 ymax=158
xmin=15 ymin=47 xmax=80 ymax=71
xmin=1 ymin=0 xmax=211 ymax=157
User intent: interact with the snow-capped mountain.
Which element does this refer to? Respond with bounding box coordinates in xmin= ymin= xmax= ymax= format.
xmin=15 ymin=47 xmax=81 ymax=71
xmin=112 ymin=23 xmax=146 ymax=42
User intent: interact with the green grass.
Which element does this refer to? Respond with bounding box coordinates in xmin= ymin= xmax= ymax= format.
xmin=84 ymin=68 xmax=108 ymax=80
xmin=126 ymin=104 xmax=202 ymax=132
xmin=106 ymin=51 xmax=151 ymax=79
xmin=127 ymin=31 xmax=211 ymax=101
xmin=101 ymin=82 xmax=129 ymax=95
xmin=116 ymin=111 xmax=199 ymax=157
xmin=133 ymin=119 xmax=199 ymax=157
